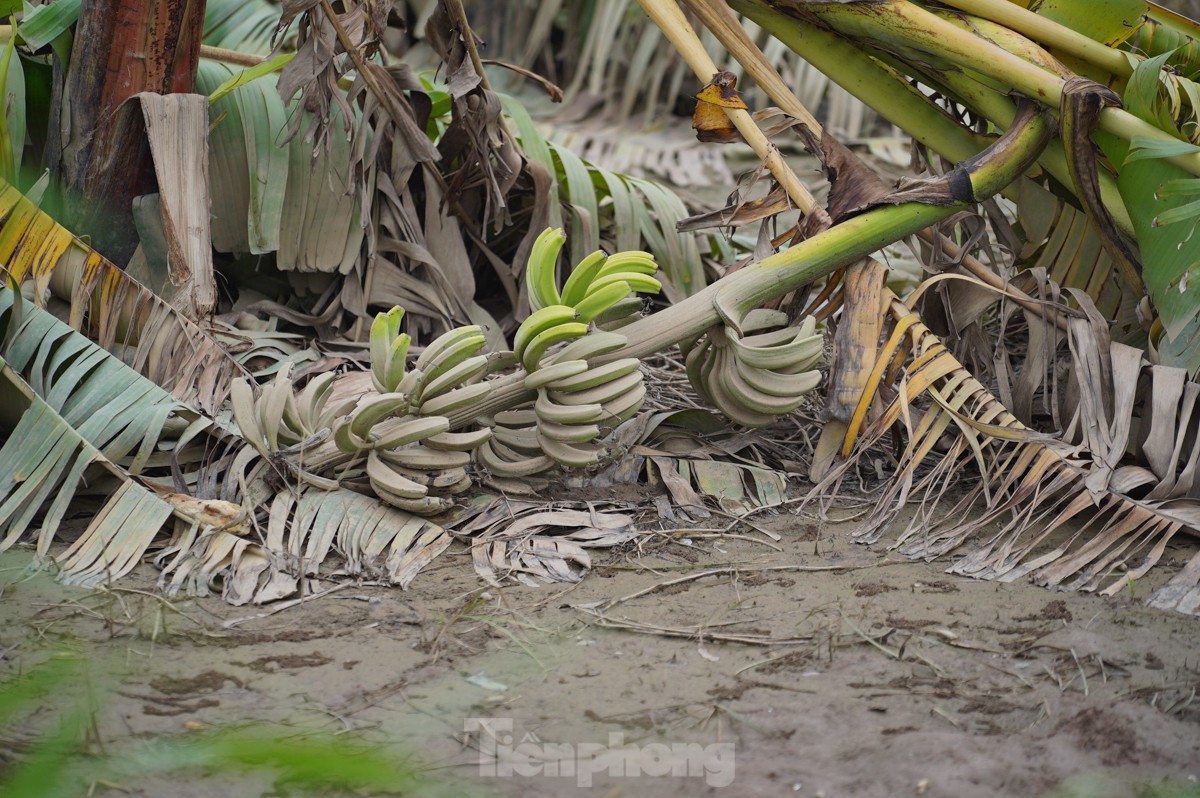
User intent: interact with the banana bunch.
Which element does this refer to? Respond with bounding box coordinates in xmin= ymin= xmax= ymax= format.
xmin=369 ymin=306 xmax=413 ymax=394
xmin=519 ymin=229 xmax=663 ymax=373
xmin=474 ymin=406 xmax=557 ymax=478
xmin=684 ymin=310 xmax=823 ymax=428
xmin=337 ymin=307 xmax=500 ymax=515
xmin=232 ymin=364 xmax=356 ymax=455
xmin=526 ymin=330 xmax=646 ymax=468
xmin=365 ymin=424 xmax=493 ymax=515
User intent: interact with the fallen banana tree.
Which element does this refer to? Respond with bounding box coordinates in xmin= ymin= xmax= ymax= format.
xmin=0 ymin=97 xmax=1050 ymax=601
xmin=4 ymin=0 xmax=1200 ymax=616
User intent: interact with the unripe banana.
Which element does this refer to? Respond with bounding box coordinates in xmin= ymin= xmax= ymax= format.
xmin=494 ymin=407 xmax=539 ymax=427
xmin=526 ymin=227 xmax=567 ymax=311
xmin=588 ymin=272 xmax=661 ymax=296
xmin=536 ymin=418 xmax=602 ymax=443
xmin=381 ymin=463 xmax=470 ymax=490
xmin=513 ymin=304 xmax=579 ymax=363
xmin=371 ymin=331 xmax=412 ymax=393
xmin=719 ymin=362 xmax=808 ymax=415
xmin=597 ymin=379 xmax=646 ymax=426
xmin=549 ymin=369 xmax=643 ymax=407
xmin=367 ymin=450 xmax=428 ymax=500
xmin=535 ymin=389 xmax=606 ymax=425
xmin=379 ymin=444 xmax=472 ymax=471
xmin=734 ymin=357 xmax=822 ymax=398
xmin=537 ymin=432 xmax=604 ymax=468
xmin=377 ymin=492 xmax=454 ymax=516
xmin=348 ymin=393 xmax=411 ymax=441
xmin=730 ymin=331 xmax=823 ymax=371
xmin=548 ymin=330 xmax=628 ymax=365
xmin=489 ymin=429 xmax=542 ymax=453
xmin=524 ymin=359 xmax=589 ymax=391
xmin=418 ymin=355 xmax=489 ymax=402
xmin=417 ymin=381 xmax=492 ymax=417
xmin=594 ymin=251 xmax=657 ymax=279
xmin=740 ymin=308 xmax=790 ymax=332
xmin=593 ymin=297 xmax=645 ymax=329
xmin=547 ymin=358 xmax=641 ymax=392
xmin=424 ymin=428 xmax=493 ymax=452
xmin=520 ymin=321 xmax=589 ymax=372
xmin=397 ymin=366 xmax=426 ymax=397
xmin=476 ymin=438 xmax=556 ymax=477
xmin=560 ymin=249 xmax=609 ymax=307
xmin=708 ymin=347 xmax=777 ymax=428
xmin=441 ymin=469 xmax=475 ymax=496
xmin=370 ymin=308 xmax=408 ymax=392
xmin=684 ymin=334 xmax=716 ymax=405
xmin=371 ymin=414 xmax=451 ymax=450
xmin=415 ymin=325 xmax=485 ymax=372
xmin=573 ymin=281 xmax=633 ymax=324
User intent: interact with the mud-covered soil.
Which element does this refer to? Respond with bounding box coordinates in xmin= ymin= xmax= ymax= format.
xmin=2 ymin=510 xmax=1199 ymax=798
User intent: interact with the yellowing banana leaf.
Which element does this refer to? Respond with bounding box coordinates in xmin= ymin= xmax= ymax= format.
xmin=813 ymin=291 xmax=1200 ymax=614
xmin=0 ymin=177 xmax=250 ymax=413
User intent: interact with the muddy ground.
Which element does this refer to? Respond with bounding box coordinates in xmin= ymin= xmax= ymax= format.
xmin=2 ymin=504 xmax=1199 ymax=798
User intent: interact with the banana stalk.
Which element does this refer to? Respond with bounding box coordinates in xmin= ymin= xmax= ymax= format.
xmin=757 ymin=0 xmax=1200 ymax=178
xmin=442 ymin=100 xmax=1055 ymax=429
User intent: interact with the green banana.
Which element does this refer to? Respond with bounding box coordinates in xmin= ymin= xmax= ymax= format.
xmin=382 ymin=463 xmax=470 ymax=490
xmin=494 ymin=407 xmax=539 ymax=427
xmin=371 ymin=414 xmax=451 ymax=450
xmin=424 ymin=428 xmax=493 ymax=452
xmin=537 ymin=433 xmax=603 ymax=468
xmin=594 ymin=251 xmax=657 ymax=279
xmin=547 ymin=358 xmax=641 ymax=392
xmin=380 ymin=494 xmax=454 ymax=516
xmin=348 ymin=393 xmax=411 ymax=441
xmin=719 ymin=361 xmax=809 ymax=415
xmin=684 ymin=334 xmax=716 ymax=405
xmin=367 ymin=450 xmax=428 ymax=500
xmin=379 ymin=444 xmax=472 ymax=471
xmin=593 ymin=297 xmax=645 ymax=329
xmin=597 ymin=380 xmax=646 ymax=426
xmin=370 ymin=307 xmax=411 ymax=392
xmin=573 ymin=281 xmax=633 ymax=323
xmin=417 ymin=381 xmax=493 ymax=417
xmin=547 ymin=330 xmax=628 ymax=365
xmin=587 ymin=272 xmax=662 ymax=297
xmin=397 ymin=366 xmax=426 ymax=397
xmin=536 ymin=418 xmax=602 ymax=443
xmin=521 ymin=321 xmax=589 ymax=372
xmin=415 ymin=324 xmax=485 ymax=372
xmin=492 ymin=424 xmax=543 ymax=454
xmin=418 ymin=354 xmax=489 ymax=402
xmin=740 ymin=308 xmax=789 ymax=332
xmin=549 ymin=369 xmax=643 ymax=407
xmin=476 ymin=438 xmax=556 ymax=478
xmin=730 ymin=331 xmax=823 ymax=371
xmin=513 ymin=304 xmax=579 ymax=363
xmin=560 ymin=249 xmax=609 ymax=307
xmin=734 ymin=356 xmax=822 ymax=398
xmin=707 ymin=347 xmax=777 ymax=428
xmin=524 ymin=359 xmax=589 ymax=391
xmin=535 ymin=389 xmax=606 ymax=425
xmin=526 ymin=227 xmax=567 ymax=311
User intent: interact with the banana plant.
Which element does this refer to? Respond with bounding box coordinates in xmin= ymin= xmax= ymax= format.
xmin=5 ymin=0 xmax=1200 ymax=614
